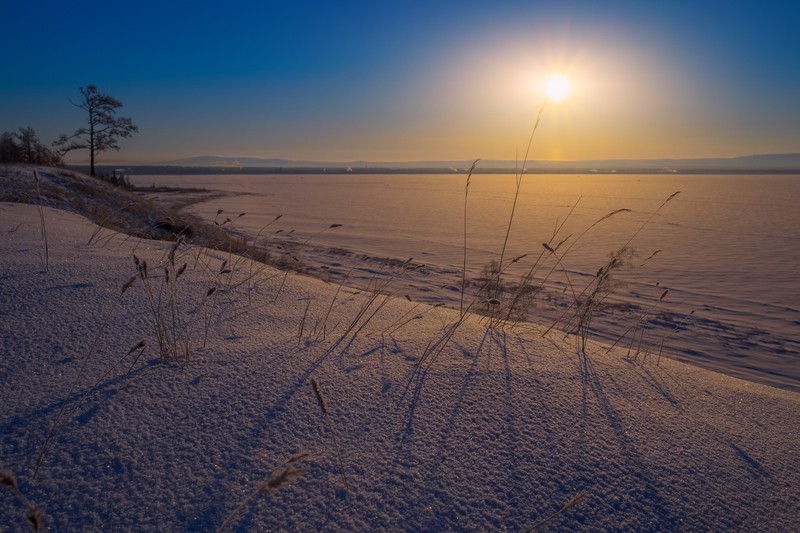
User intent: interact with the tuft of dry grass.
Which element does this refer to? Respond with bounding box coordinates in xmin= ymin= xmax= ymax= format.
xmin=539 ymin=191 xmax=680 ymax=353
xmin=135 ymin=238 xmax=219 ymax=362
xmin=403 ymin=100 xmax=552 ymax=398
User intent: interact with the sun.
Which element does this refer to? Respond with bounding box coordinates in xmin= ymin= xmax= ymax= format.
xmin=544 ymin=74 xmax=571 ymax=102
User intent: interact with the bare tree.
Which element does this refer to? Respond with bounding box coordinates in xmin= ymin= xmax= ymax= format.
xmin=54 ymin=85 xmax=138 ymax=176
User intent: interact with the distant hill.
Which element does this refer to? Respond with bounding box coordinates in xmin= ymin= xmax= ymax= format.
xmin=159 ymin=155 xmax=478 ymax=170
xmin=80 ymin=153 xmax=799 ymax=175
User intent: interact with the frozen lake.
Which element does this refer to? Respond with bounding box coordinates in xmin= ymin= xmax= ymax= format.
xmin=131 ymin=172 xmax=800 ymax=392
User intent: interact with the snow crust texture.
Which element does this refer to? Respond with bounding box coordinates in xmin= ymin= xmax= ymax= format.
xmin=1 ymin=203 xmax=798 ymax=531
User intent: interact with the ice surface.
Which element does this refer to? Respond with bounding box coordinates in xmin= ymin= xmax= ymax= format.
xmin=130 ymin=172 xmax=800 ymax=392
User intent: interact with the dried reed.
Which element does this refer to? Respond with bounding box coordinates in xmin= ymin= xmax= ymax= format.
xmin=311 ymin=378 xmax=349 ymax=491
xmin=1 ymin=466 xmax=42 ymax=532
xmin=461 ymin=159 xmax=479 ymax=317
xmin=215 ymin=453 xmax=308 ymax=532
xmin=523 ymin=491 xmax=589 ymax=531
xmin=32 ymin=169 xmax=48 ymax=273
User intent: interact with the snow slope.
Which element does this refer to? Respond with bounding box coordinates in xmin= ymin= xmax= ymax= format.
xmin=1 ymin=203 xmax=798 ymax=531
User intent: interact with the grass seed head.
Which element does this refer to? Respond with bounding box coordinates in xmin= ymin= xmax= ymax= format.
xmin=27 ymin=503 xmax=41 ymax=533
xmin=127 ymin=340 xmax=146 ymax=354
xmin=311 ymin=378 xmax=328 ymax=415
xmin=0 ymin=468 xmax=18 ymax=491
xmin=562 ymin=491 xmax=589 ymax=512
xmin=258 ymin=453 xmax=309 ymax=493
xmin=121 ymin=275 xmax=138 ymax=295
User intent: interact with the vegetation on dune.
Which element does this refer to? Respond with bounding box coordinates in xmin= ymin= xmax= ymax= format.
xmin=0 ymin=166 xmax=304 ymax=274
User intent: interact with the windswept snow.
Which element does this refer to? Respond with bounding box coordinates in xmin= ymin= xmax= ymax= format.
xmin=1 ymin=202 xmax=798 ymax=531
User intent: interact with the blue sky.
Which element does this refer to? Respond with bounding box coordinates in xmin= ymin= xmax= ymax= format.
xmin=2 ymin=1 xmax=798 ymax=163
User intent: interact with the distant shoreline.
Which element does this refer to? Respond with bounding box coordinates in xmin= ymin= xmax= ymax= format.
xmin=73 ymin=165 xmax=800 ymax=176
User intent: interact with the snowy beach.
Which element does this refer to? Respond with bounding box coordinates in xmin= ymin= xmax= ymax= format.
xmin=132 ymin=172 xmax=800 ymax=393
xmin=1 ymin=171 xmax=799 ymax=531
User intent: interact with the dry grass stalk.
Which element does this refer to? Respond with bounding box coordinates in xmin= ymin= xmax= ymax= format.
xmin=523 ymin=491 xmax=589 ymax=531
xmin=572 ymin=247 xmax=633 ymax=352
xmin=494 ymin=99 xmax=548 ymax=300
xmin=215 ymin=453 xmax=308 ymax=532
xmin=2 ymin=466 xmax=42 ymax=532
xmin=135 ymin=240 xmax=218 ymax=361
xmin=622 ymin=191 xmax=680 ymax=251
xmin=246 ymin=214 xmax=283 ymax=303
xmin=272 ymin=255 xmax=300 ymax=303
xmin=460 ymin=159 xmax=479 ymax=317
xmin=539 ymin=245 xmax=631 ymax=352
xmin=541 ymin=191 xmax=679 ymax=352
xmin=372 ymin=300 xmax=444 ymax=338
xmin=657 ymin=309 xmax=695 ymax=364
xmin=302 ymin=222 xmax=343 ymax=246
xmin=412 ymin=98 xmax=548 ymax=369
xmin=314 ymin=267 xmax=355 ymax=341
xmin=125 ymin=339 xmax=148 ymax=375
xmin=504 ymin=197 xmax=583 ymax=323
xmin=310 ymin=378 xmax=350 ymax=492
xmin=298 ymin=298 xmax=312 ymax=344
xmin=323 ymin=259 xmax=413 ymax=352
xmin=603 ymin=281 xmax=669 ymax=360
xmin=507 ymin=204 xmax=631 ymax=326
xmin=632 ymin=288 xmax=670 ymax=360
xmin=32 ymin=169 xmax=49 ymax=273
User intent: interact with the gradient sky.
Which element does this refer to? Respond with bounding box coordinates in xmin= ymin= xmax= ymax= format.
xmin=2 ymin=1 xmax=798 ymax=163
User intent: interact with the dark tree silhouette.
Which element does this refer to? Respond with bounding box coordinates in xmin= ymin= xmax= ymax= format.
xmin=16 ymin=127 xmax=60 ymax=164
xmin=0 ymin=128 xmax=60 ymax=165
xmin=0 ymin=131 xmax=22 ymax=163
xmin=54 ymin=85 xmax=138 ymax=176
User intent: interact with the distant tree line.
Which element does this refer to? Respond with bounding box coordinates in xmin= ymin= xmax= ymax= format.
xmin=0 ymin=127 xmax=63 ymax=165
xmin=1 ymin=85 xmax=137 ymax=176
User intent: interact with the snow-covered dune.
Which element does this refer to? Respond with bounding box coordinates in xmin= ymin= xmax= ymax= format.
xmin=1 ymin=202 xmax=798 ymax=531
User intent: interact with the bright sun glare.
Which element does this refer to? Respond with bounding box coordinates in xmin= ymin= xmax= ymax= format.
xmin=544 ymin=74 xmax=571 ymax=102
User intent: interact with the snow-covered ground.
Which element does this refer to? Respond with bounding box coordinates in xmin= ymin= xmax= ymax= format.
xmin=1 ymin=200 xmax=799 ymax=531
